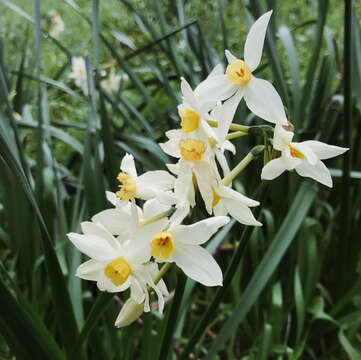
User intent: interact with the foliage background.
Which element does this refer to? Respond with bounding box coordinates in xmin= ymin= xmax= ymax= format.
xmin=0 ymin=0 xmax=360 ymax=359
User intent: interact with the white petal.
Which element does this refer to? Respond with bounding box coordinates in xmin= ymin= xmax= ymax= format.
xmin=169 ymin=204 xmax=190 ymax=228
xmin=136 ymin=171 xmax=175 ymax=199
xmin=193 ymin=74 xmax=238 ymax=103
xmin=290 ymin=142 xmax=318 ymax=165
xmin=115 ymin=298 xmax=144 ymax=328
xmin=218 ymin=186 xmax=259 ymax=207
xmin=121 ymin=153 xmax=137 ymax=178
xmin=299 ymin=140 xmax=349 ymax=160
xmin=295 ymin=160 xmax=333 ymax=187
xmin=218 ymin=89 xmax=244 ymax=142
xmin=174 ymin=161 xmax=194 ymax=206
xmin=225 ymin=49 xmax=237 ymax=64
xmin=244 ymin=77 xmax=287 ymax=125
xmin=67 ymin=232 xmax=116 ymax=261
xmin=171 ymin=216 xmax=229 ymax=245
xmin=166 ymin=162 xmax=180 ymax=176
xmin=97 ymin=272 xmax=131 ymax=293
xmin=223 ymin=199 xmax=262 ymax=226
xmin=206 ymin=63 xmax=224 ymax=78
xmin=91 ymin=208 xmax=132 ymax=236
xmin=76 ymin=259 xmax=104 ymax=281
xmin=213 ymin=200 xmax=228 ymax=216
xmin=244 ymin=10 xmax=273 ymax=71
xmin=81 ymin=221 xmax=119 ymax=249
xmin=105 ymin=191 xmax=128 ymax=208
xmin=215 ymin=150 xmax=230 ymax=177
xmin=142 ymin=198 xmax=171 ymax=219
xmin=273 ymin=125 xmax=293 ymax=151
xmin=172 ymin=244 xmax=223 ymax=286
xmin=282 ymin=145 xmax=302 ymax=170
xmin=159 ymin=130 xmax=182 ymax=158
xmin=180 ymin=77 xmax=199 ymax=110
xmin=193 ymin=162 xmax=214 ymax=214
xmin=261 ymin=158 xmax=287 ymax=180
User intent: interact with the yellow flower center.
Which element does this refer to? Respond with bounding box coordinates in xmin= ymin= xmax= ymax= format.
xmin=179 ymin=139 xmax=205 ymax=162
xmin=181 ymin=108 xmax=200 ymax=133
xmin=116 ymin=172 xmax=136 ymax=200
xmin=212 ymin=188 xmax=221 ymax=207
xmin=288 ymin=145 xmax=304 ymax=159
xmin=104 ymin=257 xmax=131 ymax=286
xmin=226 ymin=59 xmax=252 ymax=86
xmin=150 ymin=231 xmax=175 ymax=260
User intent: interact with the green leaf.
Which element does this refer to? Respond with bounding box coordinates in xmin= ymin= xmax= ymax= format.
xmin=0 ymin=280 xmax=64 ymax=360
xmin=205 ymin=181 xmax=317 ymax=358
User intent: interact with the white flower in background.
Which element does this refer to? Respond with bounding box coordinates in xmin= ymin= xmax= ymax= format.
xmin=48 ymin=10 xmax=64 ymax=38
xmin=261 ymin=125 xmax=349 ymax=187
xmin=195 ymin=11 xmax=287 ymax=126
xmin=67 ymin=202 xmax=168 ymax=313
xmin=101 ymin=69 xmax=121 ymax=93
xmin=69 ymin=57 xmax=88 ymax=96
xmin=211 ymin=185 xmax=262 ymax=226
xmin=115 ymin=153 xmax=175 ymax=203
xmin=149 ymin=216 xmax=230 ymax=286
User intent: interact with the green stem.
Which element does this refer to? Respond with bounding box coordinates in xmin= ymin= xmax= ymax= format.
xmin=226 ymin=131 xmax=248 ymax=140
xmin=221 ymin=145 xmax=264 ymax=186
xmin=153 ymin=263 xmax=172 ymax=285
xmin=207 ymin=120 xmax=249 ymax=132
xmin=139 ymin=209 xmax=173 ymax=227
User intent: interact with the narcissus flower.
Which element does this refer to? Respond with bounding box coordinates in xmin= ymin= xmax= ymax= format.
xmin=149 ymin=216 xmax=230 ymax=286
xmin=116 ymin=153 xmax=175 ymax=202
xmin=211 ymin=185 xmax=262 ymax=226
xmin=101 ymin=69 xmax=121 ymax=93
xmin=67 ymin=203 xmax=168 ymax=312
xmin=69 ymin=57 xmax=88 ymax=96
xmin=261 ymin=125 xmax=349 ymax=187
xmin=196 ymin=11 xmax=287 ymax=126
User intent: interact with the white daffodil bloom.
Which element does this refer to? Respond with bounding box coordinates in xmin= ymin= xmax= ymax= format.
xmin=211 ymin=184 xmax=262 ymax=226
xmin=115 ymin=298 xmax=144 ymax=328
xmin=101 ymin=69 xmax=121 ymax=93
xmin=261 ymin=125 xmax=349 ymax=187
xmin=67 ymin=202 xmax=168 ymax=313
xmin=195 ymin=11 xmax=287 ymax=126
xmin=115 ymin=153 xmax=175 ymax=204
xmin=149 ymin=216 xmax=230 ymax=286
xmin=69 ymin=57 xmax=88 ymax=96
xmin=48 ymin=11 xmax=64 ymax=38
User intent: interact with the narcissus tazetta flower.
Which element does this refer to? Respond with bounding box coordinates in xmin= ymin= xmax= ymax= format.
xmin=69 ymin=57 xmax=88 ymax=96
xmin=261 ymin=125 xmax=349 ymax=187
xmin=116 ymin=153 xmax=175 ymax=202
xmin=196 ymin=11 xmax=288 ymax=126
xmin=67 ymin=202 xmax=168 ymax=312
xmin=149 ymin=216 xmax=230 ymax=286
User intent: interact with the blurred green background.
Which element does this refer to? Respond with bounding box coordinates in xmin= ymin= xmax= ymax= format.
xmin=0 ymin=0 xmax=360 ymax=359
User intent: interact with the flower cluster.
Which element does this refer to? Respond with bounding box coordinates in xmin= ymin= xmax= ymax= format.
xmin=68 ymin=10 xmax=348 ymax=327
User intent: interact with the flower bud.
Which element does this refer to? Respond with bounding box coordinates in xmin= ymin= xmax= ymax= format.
xmin=115 ymin=298 xmax=144 ymax=328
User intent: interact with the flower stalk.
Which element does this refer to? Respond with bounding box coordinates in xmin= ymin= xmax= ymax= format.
xmin=222 ymin=145 xmax=265 ymax=186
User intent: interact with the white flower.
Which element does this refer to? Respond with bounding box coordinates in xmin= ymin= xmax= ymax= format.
xmin=261 ymin=125 xmax=349 ymax=187
xmin=115 ymin=153 xmax=175 ymax=203
xmin=49 ymin=11 xmax=64 ymax=38
xmin=67 ymin=202 xmax=168 ymax=313
xmin=101 ymin=69 xmax=121 ymax=93
xmin=69 ymin=57 xmax=88 ymax=96
xmin=149 ymin=216 xmax=230 ymax=286
xmin=195 ymin=11 xmax=287 ymax=126
xmin=115 ymin=298 xmax=144 ymax=328
xmin=211 ymin=185 xmax=262 ymax=226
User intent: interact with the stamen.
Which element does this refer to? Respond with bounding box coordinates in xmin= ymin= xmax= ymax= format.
xmin=150 ymin=231 xmax=175 ymax=260
xmin=288 ymin=145 xmax=304 ymax=159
